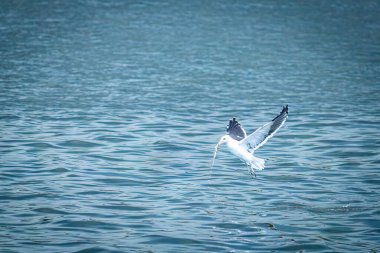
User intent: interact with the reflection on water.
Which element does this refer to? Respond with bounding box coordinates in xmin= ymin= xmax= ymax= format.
xmin=1 ymin=0 xmax=380 ymax=252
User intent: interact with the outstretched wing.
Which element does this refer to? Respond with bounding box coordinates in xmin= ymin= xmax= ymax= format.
xmin=240 ymin=105 xmax=288 ymax=152
xmin=226 ymin=118 xmax=247 ymax=141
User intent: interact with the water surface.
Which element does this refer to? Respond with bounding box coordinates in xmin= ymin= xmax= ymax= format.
xmin=1 ymin=1 xmax=380 ymax=252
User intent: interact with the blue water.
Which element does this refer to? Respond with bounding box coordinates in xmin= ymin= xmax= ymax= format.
xmin=1 ymin=1 xmax=380 ymax=252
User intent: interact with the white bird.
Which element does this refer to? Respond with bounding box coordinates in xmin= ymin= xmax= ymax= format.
xmin=212 ymin=105 xmax=288 ymax=177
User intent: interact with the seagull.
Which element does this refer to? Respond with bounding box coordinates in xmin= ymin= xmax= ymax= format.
xmin=212 ymin=105 xmax=288 ymax=177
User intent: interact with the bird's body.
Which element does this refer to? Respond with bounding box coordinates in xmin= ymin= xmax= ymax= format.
xmin=212 ymin=105 xmax=288 ymax=176
xmin=224 ymin=135 xmax=266 ymax=171
xmin=225 ymin=136 xmax=254 ymax=165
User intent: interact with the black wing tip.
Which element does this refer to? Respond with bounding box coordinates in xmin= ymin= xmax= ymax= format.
xmin=272 ymin=105 xmax=289 ymax=122
xmin=226 ymin=117 xmax=246 ymax=141
xmin=227 ymin=117 xmax=239 ymax=130
xmin=282 ymin=105 xmax=288 ymax=114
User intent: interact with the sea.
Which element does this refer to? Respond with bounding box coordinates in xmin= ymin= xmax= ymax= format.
xmin=1 ymin=1 xmax=379 ymax=252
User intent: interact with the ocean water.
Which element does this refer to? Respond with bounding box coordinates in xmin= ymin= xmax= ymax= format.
xmin=1 ymin=1 xmax=380 ymax=252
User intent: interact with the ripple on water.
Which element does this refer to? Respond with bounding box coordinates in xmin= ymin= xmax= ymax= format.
xmin=1 ymin=1 xmax=380 ymax=252
xmin=33 ymin=207 xmax=69 ymax=215
xmin=58 ymin=140 xmax=104 ymax=148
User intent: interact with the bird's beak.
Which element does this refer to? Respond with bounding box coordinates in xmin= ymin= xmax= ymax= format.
xmin=215 ymin=137 xmax=224 ymax=152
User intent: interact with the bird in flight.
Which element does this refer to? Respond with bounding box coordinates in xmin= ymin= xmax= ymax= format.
xmin=212 ymin=105 xmax=288 ymax=177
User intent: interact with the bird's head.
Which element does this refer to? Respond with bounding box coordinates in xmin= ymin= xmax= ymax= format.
xmin=214 ymin=135 xmax=230 ymax=152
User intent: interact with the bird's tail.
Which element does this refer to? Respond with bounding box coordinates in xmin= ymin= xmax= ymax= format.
xmin=250 ymin=156 xmax=265 ymax=170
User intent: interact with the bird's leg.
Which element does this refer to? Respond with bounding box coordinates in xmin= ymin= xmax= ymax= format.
xmin=246 ymin=164 xmax=251 ymax=175
xmin=249 ymin=164 xmax=256 ymax=178
xmin=247 ymin=164 xmax=256 ymax=178
xmin=250 ymin=168 xmax=256 ymax=178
